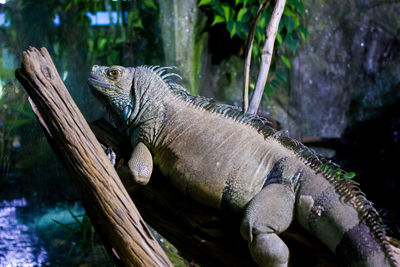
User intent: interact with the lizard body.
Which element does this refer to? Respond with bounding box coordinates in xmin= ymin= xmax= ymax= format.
xmin=88 ymin=65 xmax=398 ymax=267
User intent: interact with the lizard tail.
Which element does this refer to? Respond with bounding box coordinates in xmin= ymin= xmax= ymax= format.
xmin=296 ymin=168 xmax=397 ymax=266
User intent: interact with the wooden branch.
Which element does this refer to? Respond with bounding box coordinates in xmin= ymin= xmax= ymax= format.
xmin=15 ymin=47 xmax=172 ymax=267
xmin=91 ymin=119 xmax=339 ymax=267
xmin=248 ymin=0 xmax=286 ymax=115
xmin=243 ymin=0 xmax=270 ymax=113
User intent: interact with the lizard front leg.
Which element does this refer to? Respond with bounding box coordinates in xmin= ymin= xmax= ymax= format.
xmin=118 ymin=142 xmax=153 ymax=192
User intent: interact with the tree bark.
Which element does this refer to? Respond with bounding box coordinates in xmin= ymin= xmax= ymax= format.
xmin=15 ymin=47 xmax=172 ymax=267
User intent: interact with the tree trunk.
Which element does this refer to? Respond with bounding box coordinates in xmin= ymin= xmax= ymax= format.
xmin=15 ymin=47 xmax=172 ymax=267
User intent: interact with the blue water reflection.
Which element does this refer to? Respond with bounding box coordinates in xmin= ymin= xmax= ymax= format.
xmin=0 ymin=198 xmax=48 ymax=266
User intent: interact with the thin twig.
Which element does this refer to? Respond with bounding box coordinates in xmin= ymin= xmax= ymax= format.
xmin=243 ymin=0 xmax=270 ymax=113
xmin=248 ymin=0 xmax=286 ymax=115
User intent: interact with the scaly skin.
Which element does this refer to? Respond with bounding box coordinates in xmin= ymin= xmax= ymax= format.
xmin=88 ymin=65 xmax=397 ymax=267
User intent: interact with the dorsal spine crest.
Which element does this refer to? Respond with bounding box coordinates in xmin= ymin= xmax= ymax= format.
xmin=142 ymin=65 xmax=395 ymax=265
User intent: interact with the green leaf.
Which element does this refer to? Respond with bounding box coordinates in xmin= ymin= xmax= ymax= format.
xmin=65 ymin=1 xmax=72 ymax=11
xmin=281 ymin=55 xmax=291 ymax=69
xmin=283 ymin=7 xmax=296 ymax=17
xmin=143 ymin=0 xmax=157 ymax=9
xmin=284 ymin=16 xmax=295 ymax=33
xmin=270 ymin=79 xmax=280 ymax=88
xmin=8 ymin=103 xmax=33 ymax=117
xmin=276 ymin=71 xmax=287 ymax=82
xmin=293 ymin=15 xmax=300 ymax=27
xmin=88 ymin=39 xmax=94 ymax=52
xmin=115 ymin=38 xmax=124 ymax=45
xmin=298 ymin=25 xmax=308 ymax=41
xmin=237 ymin=22 xmax=249 ymax=39
xmin=324 ymin=165 xmax=330 ymax=172
xmin=292 ymin=0 xmax=305 ymax=13
xmin=198 ymin=0 xmax=212 ymax=7
xmin=259 ymin=16 xmax=266 ymax=29
xmin=227 ymin=21 xmax=237 ymax=38
xmin=211 ymin=15 xmax=224 ymax=26
xmin=276 ymin=32 xmax=282 ymax=45
xmin=237 ymin=7 xmax=247 ymax=21
xmin=235 ymin=0 xmax=243 ymax=6
xmin=344 ymin=172 xmax=356 ymax=179
xmin=256 ymin=27 xmax=263 ymax=42
xmin=98 ymin=38 xmax=107 ymax=50
xmin=264 ymin=85 xmax=274 ymax=99
xmin=285 ymin=32 xmax=299 ymax=53
xmin=4 ymin=119 xmax=31 ymax=128
xmin=249 ymin=81 xmax=255 ymax=90
xmin=252 ymin=45 xmax=259 ymax=60
xmin=133 ymin=18 xmax=144 ymax=29
xmin=222 ymin=4 xmax=230 ymax=21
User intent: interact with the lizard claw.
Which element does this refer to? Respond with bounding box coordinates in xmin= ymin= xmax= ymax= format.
xmin=105 ymin=147 xmax=116 ymax=166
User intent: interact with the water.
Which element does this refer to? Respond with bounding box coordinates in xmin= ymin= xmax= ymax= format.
xmin=0 ymin=198 xmax=49 ymax=266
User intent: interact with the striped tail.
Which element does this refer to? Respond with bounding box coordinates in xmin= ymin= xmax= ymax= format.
xmin=296 ymin=168 xmax=396 ymax=266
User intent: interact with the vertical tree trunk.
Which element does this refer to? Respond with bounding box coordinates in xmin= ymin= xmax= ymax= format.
xmin=157 ymin=0 xmax=207 ymax=94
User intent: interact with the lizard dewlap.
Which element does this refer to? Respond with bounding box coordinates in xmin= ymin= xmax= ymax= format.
xmin=88 ymin=65 xmax=397 ymax=267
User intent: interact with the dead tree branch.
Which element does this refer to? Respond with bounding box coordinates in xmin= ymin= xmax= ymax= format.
xmin=15 ymin=47 xmax=172 ymax=267
xmin=243 ymin=0 xmax=270 ymax=113
xmin=247 ymin=0 xmax=286 ymax=115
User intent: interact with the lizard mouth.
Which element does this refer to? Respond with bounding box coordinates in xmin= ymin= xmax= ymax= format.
xmin=87 ymin=77 xmax=113 ymax=90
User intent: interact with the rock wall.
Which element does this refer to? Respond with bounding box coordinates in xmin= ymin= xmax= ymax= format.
xmin=284 ymin=0 xmax=400 ymax=138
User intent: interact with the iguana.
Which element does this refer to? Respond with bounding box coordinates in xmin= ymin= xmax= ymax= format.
xmin=88 ymin=64 xmax=398 ymax=267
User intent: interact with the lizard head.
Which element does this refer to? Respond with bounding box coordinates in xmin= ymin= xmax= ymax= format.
xmin=88 ymin=64 xmax=181 ymax=129
xmin=88 ymin=65 xmax=135 ymax=126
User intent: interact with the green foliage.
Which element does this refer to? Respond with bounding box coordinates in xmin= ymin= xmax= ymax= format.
xmin=343 ymin=172 xmax=356 ymax=179
xmin=52 ymin=208 xmax=112 ymax=265
xmin=198 ymin=0 xmax=308 ymax=98
xmin=280 ymin=55 xmax=291 ymax=68
xmin=319 ymin=163 xmax=357 ymax=181
xmin=0 ymin=80 xmax=35 ymax=183
xmin=0 ymin=0 xmax=162 ymax=264
xmin=198 ymin=0 xmax=306 ymax=57
xmin=150 ymin=229 xmax=190 ymax=267
xmin=0 ymin=0 xmax=162 ymax=173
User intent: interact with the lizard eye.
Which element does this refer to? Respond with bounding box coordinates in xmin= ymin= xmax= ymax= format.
xmin=106 ymin=68 xmax=122 ymax=80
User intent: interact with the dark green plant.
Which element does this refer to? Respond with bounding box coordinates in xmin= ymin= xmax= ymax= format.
xmin=0 ymin=0 xmax=162 ymax=184
xmin=319 ymin=163 xmax=357 ymax=181
xmin=53 ymin=208 xmax=187 ymax=266
xmin=198 ymin=0 xmax=308 ymax=97
xmin=0 ymin=0 xmax=162 ymax=264
xmin=52 ymin=208 xmax=113 ymax=265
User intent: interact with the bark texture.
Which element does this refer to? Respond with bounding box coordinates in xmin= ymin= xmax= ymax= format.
xmin=15 ymin=47 xmax=172 ymax=267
